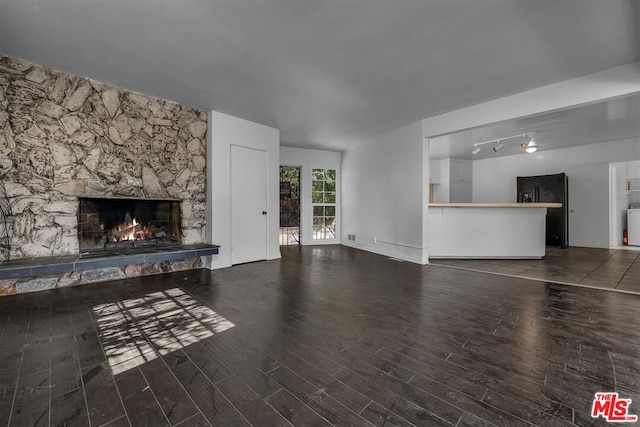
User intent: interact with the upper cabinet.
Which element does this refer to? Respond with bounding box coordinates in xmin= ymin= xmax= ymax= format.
xmin=429 ymin=160 xmax=441 ymax=184
xmin=625 ymin=160 xmax=640 ymax=192
xmin=450 ymin=159 xmax=472 ymax=184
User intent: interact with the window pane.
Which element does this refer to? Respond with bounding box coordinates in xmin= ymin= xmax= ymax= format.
xmin=325 ymin=169 xmax=336 ymax=182
xmin=312 ymin=192 xmax=323 ymax=203
xmin=325 ymin=181 xmax=335 ymax=192
xmin=325 ymin=217 xmax=336 ymax=238
xmin=325 ymin=206 xmax=335 ymax=216
xmin=312 ymin=180 xmax=323 ymax=192
xmin=313 ymin=206 xmax=324 ymax=216
xmin=312 ymin=169 xmax=325 ymax=180
xmin=325 ymin=192 xmax=336 ymax=203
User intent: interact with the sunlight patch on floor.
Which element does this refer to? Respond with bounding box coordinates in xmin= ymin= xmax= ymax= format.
xmin=93 ymin=288 xmax=235 ymax=375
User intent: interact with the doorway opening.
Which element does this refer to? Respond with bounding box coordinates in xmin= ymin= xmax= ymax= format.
xmin=280 ymin=166 xmax=301 ymax=245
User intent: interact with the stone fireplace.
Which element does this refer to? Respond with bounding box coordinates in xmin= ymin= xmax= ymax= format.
xmin=0 ymin=53 xmax=216 ymax=295
xmin=78 ymin=197 xmax=182 ymax=252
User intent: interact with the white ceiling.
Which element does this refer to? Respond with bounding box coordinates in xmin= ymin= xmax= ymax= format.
xmin=429 ymin=93 xmax=640 ymax=160
xmin=0 ymin=0 xmax=638 ymax=151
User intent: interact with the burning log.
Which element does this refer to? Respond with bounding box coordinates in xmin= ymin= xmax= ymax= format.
xmin=111 ymin=223 xmax=143 ymax=242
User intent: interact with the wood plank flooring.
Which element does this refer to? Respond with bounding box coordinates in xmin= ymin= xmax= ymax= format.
xmin=1 ymin=245 xmax=639 ymax=426
xmin=431 ymin=247 xmax=640 ymax=293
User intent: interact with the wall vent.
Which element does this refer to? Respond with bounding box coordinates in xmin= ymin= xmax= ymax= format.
xmin=347 ymin=234 xmax=356 ymax=241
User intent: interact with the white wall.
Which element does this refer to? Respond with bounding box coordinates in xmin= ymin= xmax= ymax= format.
xmin=472 ymin=138 xmax=640 ymax=203
xmin=280 ymin=147 xmax=341 ymax=245
xmin=206 ymin=111 xmax=280 ymax=269
xmin=341 ymin=121 xmax=429 ymax=263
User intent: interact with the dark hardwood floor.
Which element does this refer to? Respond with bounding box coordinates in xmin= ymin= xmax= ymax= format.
xmin=1 ymin=245 xmax=639 ymax=426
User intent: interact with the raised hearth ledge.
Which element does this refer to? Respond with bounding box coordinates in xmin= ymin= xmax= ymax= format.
xmin=0 ymin=244 xmax=219 ymax=280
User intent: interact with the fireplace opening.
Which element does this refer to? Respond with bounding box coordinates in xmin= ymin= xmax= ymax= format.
xmin=78 ymin=198 xmax=182 ymax=252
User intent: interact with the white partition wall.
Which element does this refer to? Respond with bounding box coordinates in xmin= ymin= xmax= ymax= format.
xmin=206 ymin=111 xmax=280 ymax=269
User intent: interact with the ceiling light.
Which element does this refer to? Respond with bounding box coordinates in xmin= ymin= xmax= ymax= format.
xmin=473 ymin=132 xmax=536 ymax=156
xmin=525 ymin=140 xmax=538 ymax=153
xmin=521 ymin=134 xmax=539 ymax=153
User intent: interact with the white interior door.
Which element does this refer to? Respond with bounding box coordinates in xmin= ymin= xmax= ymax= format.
xmin=568 ymin=163 xmax=609 ymax=248
xmin=231 ymin=145 xmax=268 ymax=264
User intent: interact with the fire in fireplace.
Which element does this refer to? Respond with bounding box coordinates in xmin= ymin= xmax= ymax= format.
xmin=78 ymin=198 xmax=182 ymax=252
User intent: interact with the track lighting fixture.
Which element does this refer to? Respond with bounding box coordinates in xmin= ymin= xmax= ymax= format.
xmin=472 ymin=132 xmax=539 ymax=156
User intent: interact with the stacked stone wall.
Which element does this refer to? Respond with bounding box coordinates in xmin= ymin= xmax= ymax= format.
xmin=0 ymin=54 xmax=208 ymax=260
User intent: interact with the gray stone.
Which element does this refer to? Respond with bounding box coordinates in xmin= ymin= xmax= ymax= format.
xmin=108 ymin=126 xmax=125 ymax=145
xmin=148 ymin=99 xmax=165 ymax=117
xmin=58 ymin=232 xmax=79 ymax=254
xmin=57 ymin=271 xmax=81 ymax=287
xmin=25 ymin=66 xmax=48 ymax=84
xmin=11 ymin=196 xmax=47 ymax=214
xmin=37 ymin=100 xmax=64 ymax=118
xmin=148 ymin=117 xmax=173 ymax=127
xmin=182 ymin=228 xmax=203 ymax=244
xmin=0 ymin=152 xmax=13 ymax=176
xmin=81 ymin=267 xmax=126 ymax=284
xmin=49 ymin=75 xmax=70 ymax=103
xmin=142 ymin=166 xmax=168 ymax=198
xmin=54 ymin=179 xmax=107 ymax=197
xmin=0 ymin=86 xmax=5 ymax=102
xmin=128 ymin=93 xmax=149 ymax=107
xmin=16 ymin=277 xmax=58 ymax=294
xmin=34 ymin=214 xmax=54 ymax=228
xmin=0 ymin=279 xmax=17 ymax=296
xmin=101 ymin=88 xmax=120 ymax=118
xmin=64 ymin=81 xmax=92 ymax=111
xmin=124 ymin=264 xmax=143 ymax=277
xmin=34 ymin=226 xmax=60 ymax=246
xmin=4 ymin=182 xmax=31 ymax=197
xmin=43 ymin=201 xmax=77 ymax=215
xmin=20 ymin=243 xmax=51 ymax=257
xmin=188 ymin=121 xmax=207 ymax=138
xmin=69 ymin=129 xmax=96 ymax=147
xmin=28 ymin=149 xmax=53 ymax=178
xmin=54 ymin=215 xmax=77 ymax=229
xmin=192 ymin=155 xmax=206 ymax=172
xmin=60 ymin=115 xmax=82 ymax=135
xmin=54 ymin=165 xmax=76 ymax=183
xmin=50 ymin=142 xmax=76 ymax=167
xmin=0 ymin=110 xmax=8 ymax=128
xmin=97 ymin=158 xmax=122 ymax=183
xmin=112 ymin=114 xmax=132 ymax=142
xmin=7 ymin=57 xmax=33 ymax=72
xmin=186 ymin=138 xmax=204 ymax=155
xmin=175 ymin=168 xmax=191 ymax=189
xmin=83 ymin=148 xmax=101 ymax=171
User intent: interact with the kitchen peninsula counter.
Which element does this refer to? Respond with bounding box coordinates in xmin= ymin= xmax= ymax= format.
xmin=428 ymin=202 xmax=562 ymax=259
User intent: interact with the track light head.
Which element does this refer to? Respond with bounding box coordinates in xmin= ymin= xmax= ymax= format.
xmin=472 ymin=146 xmax=481 ymax=155
xmin=492 ymin=142 xmax=504 ymax=152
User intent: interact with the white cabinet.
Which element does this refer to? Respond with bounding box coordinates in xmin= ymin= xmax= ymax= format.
xmin=449 ymin=159 xmax=472 ymax=202
xmin=625 ymin=161 xmax=640 ymax=192
xmin=429 ymin=160 xmax=441 ymax=184
xmin=449 ymin=159 xmax=472 ymax=183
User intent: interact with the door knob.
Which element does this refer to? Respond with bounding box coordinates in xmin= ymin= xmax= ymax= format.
xmin=262 ymin=211 xmax=267 ymax=215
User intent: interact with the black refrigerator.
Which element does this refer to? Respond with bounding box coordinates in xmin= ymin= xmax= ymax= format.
xmin=516 ymin=173 xmax=568 ymax=248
